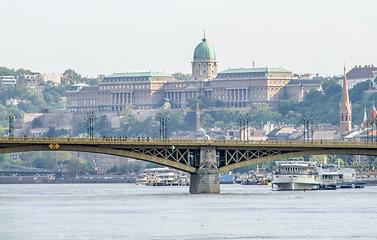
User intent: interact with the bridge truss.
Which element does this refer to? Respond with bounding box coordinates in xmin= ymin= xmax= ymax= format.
xmin=1 ymin=137 xmax=377 ymax=173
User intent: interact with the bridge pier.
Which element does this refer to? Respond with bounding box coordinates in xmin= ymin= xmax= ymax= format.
xmin=189 ymin=147 xmax=220 ymax=194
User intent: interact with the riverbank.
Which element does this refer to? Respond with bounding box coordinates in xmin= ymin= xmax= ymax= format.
xmin=0 ymin=175 xmax=136 ymax=184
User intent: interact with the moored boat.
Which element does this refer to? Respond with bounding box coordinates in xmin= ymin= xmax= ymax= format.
xmin=272 ymin=158 xmax=322 ymax=191
xmin=135 ymin=167 xmax=189 ymax=186
xmin=272 ymin=158 xmax=357 ymax=191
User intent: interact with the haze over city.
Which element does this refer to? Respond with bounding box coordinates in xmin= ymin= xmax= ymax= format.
xmin=1 ymin=0 xmax=377 ymax=77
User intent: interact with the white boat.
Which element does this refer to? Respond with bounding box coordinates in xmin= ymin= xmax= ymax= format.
xmin=272 ymin=158 xmax=322 ymax=190
xmin=272 ymin=158 xmax=357 ymax=191
xmin=320 ymin=165 xmax=356 ymax=188
xmin=135 ymin=167 xmax=189 ymax=186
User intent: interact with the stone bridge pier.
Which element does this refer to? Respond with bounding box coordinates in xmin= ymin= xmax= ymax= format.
xmin=189 ymin=147 xmax=220 ymax=194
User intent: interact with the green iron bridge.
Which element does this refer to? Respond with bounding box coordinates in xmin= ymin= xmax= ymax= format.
xmin=1 ymin=137 xmax=376 ymax=193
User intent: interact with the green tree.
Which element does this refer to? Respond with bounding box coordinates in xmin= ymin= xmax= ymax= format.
xmin=17 ymin=102 xmax=38 ymax=113
xmin=44 ymin=126 xmax=55 ymax=137
xmin=0 ymin=153 xmax=11 ymax=163
xmin=31 ymin=117 xmax=42 ymax=128
xmin=322 ymin=79 xmax=342 ymax=97
xmin=63 ymin=69 xmax=82 ymax=83
xmin=66 ymin=159 xmax=81 ymax=178
xmin=277 ymin=99 xmax=298 ymax=117
xmin=54 ymin=129 xmax=68 ymax=137
xmin=95 ymin=115 xmax=111 ymax=137
xmin=107 ymin=165 xmax=118 ymax=173
xmin=173 ymin=72 xmax=191 ymax=80
xmin=130 ymin=161 xmax=143 ymax=173
xmin=32 ymin=152 xmax=57 ymax=169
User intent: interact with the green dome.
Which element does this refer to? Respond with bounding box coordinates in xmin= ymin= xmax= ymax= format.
xmin=193 ymin=38 xmax=216 ymax=60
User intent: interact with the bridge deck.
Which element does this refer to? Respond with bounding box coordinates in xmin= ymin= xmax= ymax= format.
xmin=1 ymin=137 xmax=377 ymax=173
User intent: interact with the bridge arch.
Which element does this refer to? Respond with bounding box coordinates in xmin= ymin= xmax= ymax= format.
xmin=218 ymin=149 xmax=377 ymax=172
xmin=0 ymin=145 xmax=196 ymax=173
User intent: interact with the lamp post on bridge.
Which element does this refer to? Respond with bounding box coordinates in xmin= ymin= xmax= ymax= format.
xmin=84 ymin=112 xmax=97 ymax=138
xmin=238 ymin=114 xmax=250 ymax=140
xmin=302 ymin=116 xmax=314 ymax=141
xmin=6 ymin=111 xmax=16 ymax=137
xmin=158 ymin=113 xmax=170 ymax=139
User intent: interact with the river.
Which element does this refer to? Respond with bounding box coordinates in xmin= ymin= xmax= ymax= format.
xmin=0 ymin=183 xmax=376 ymax=240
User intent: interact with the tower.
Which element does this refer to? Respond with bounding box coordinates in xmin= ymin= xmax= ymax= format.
xmin=340 ymin=66 xmax=352 ymax=134
xmin=191 ymin=35 xmax=218 ymax=80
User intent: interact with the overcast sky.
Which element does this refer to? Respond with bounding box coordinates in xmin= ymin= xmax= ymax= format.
xmin=1 ymin=0 xmax=376 ymax=78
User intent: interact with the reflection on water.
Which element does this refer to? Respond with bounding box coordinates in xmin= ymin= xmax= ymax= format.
xmin=1 ymin=184 xmax=376 ymax=240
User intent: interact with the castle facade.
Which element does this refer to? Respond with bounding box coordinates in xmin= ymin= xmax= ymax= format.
xmin=67 ymin=37 xmax=314 ymax=113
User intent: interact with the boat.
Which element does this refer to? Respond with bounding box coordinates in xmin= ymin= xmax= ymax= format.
xmin=272 ymin=158 xmax=322 ymax=191
xmin=272 ymin=158 xmax=357 ymax=191
xmin=135 ymin=167 xmax=189 ymax=186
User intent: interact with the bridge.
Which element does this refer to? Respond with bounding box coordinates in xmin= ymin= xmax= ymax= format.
xmin=1 ymin=137 xmax=377 ymax=193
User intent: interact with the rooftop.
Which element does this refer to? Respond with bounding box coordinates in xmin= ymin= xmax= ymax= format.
xmin=106 ymin=72 xmax=173 ymax=78
xmin=346 ymin=65 xmax=377 ymax=79
xmin=219 ymin=67 xmax=291 ymax=74
xmin=287 ymin=78 xmax=325 ymax=86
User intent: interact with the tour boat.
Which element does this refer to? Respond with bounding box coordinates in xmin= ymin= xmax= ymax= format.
xmin=135 ymin=167 xmax=189 ymax=186
xmin=272 ymin=158 xmax=357 ymax=191
xmin=272 ymin=158 xmax=322 ymax=191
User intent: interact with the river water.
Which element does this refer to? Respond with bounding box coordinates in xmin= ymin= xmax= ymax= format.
xmin=0 ymin=183 xmax=376 ymax=240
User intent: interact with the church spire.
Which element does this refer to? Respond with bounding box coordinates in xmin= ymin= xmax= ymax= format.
xmin=340 ymin=65 xmax=352 ymax=134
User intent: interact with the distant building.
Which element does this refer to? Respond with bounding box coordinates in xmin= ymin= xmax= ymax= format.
xmin=337 ymin=65 xmax=377 ymax=89
xmin=6 ymin=98 xmax=31 ymax=106
xmin=19 ymin=73 xmax=61 ymax=86
xmin=26 ymin=82 xmax=46 ymax=94
xmin=285 ymin=78 xmax=325 ymax=101
xmin=66 ymin=37 xmax=326 ymax=112
xmin=0 ymin=76 xmax=17 ymax=87
xmin=42 ymin=73 xmax=61 ymax=85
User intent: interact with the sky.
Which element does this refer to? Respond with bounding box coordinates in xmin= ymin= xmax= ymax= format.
xmin=1 ymin=0 xmax=377 ymax=78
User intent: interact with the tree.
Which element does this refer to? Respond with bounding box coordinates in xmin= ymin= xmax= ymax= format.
xmin=107 ymin=165 xmax=118 ymax=173
xmin=54 ymin=129 xmax=68 ymax=137
xmin=55 ymin=152 xmax=72 ymax=163
xmin=322 ymin=79 xmax=342 ymax=97
xmin=17 ymin=102 xmax=38 ymax=113
xmin=0 ymin=153 xmax=11 ymax=163
xmin=30 ymin=93 xmax=47 ymax=109
xmin=79 ymin=158 xmax=94 ymax=175
xmin=173 ymin=72 xmax=191 ymax=80
xmin=95 ymin=115 xmax=111 ymax=137
xmin=44 ymin=126 xmax=55 ymax=137
xmin=277 ymin=99 xmax=298 ymax=117
xmin=120 ymin=105 xmax=134 ymax=124
xmin=63 ymin=69 xmax=82 ymax=83
xmin=31 ymin=117 xmax=42 ymax=128
xmin=66 ymin=159 xmax=81 ymax=178
xmin=32 ymin=152 xmax=57 ymax=169
xmin=146 ymin=163 xmax=163 ymax=168
xmin=130 ymin=161 xmax=143 ymax=173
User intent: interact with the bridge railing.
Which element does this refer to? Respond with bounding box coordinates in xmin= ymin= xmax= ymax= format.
xmin=1 ymin=136 xmax=377 ymax=148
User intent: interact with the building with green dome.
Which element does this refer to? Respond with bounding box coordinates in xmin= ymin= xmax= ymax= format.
xmin=191 ymin=38 xmax=218 ymax=80
xmin=67 ymin=36 xmax=328 ymax=112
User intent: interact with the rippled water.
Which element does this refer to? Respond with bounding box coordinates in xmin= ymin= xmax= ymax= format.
xmin=0 ymin=183 xmax=376 ymax=240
